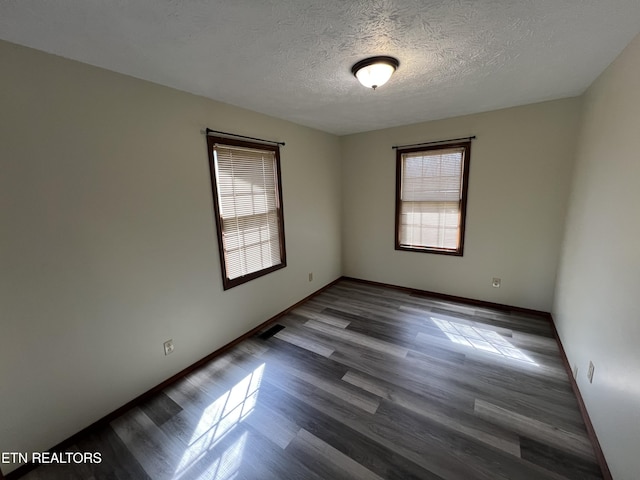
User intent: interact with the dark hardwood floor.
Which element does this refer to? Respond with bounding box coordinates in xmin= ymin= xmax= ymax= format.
xmin=17 ymin=279 xmax=602 ymax=479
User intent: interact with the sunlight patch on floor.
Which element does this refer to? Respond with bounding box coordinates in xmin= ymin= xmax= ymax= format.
xmin=173 ymin=364 xmax=265 ymax=479
xmin=431 ymin=317 xmax=537 ymax=365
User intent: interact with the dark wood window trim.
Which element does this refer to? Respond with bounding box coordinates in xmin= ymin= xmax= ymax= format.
xmin=395 ymin=141 xmax=471 ymax=256
xmin=206 ymin=135 xmax=286 ymax=290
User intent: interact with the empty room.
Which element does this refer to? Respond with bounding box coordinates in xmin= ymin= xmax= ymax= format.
xmin=1 ymin=1 xmax=639 ymax=479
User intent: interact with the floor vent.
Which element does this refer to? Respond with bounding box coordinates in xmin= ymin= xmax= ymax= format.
xmin=258 ymin=324 xmax=285 ymax=340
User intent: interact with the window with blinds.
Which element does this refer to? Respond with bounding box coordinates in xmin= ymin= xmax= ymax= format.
xmin=395 ymin=142 xmax=471 ymax=255
xmin=206 ymin=135 xmax=286 ymax=289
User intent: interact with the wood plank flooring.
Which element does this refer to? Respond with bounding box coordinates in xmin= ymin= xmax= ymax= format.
xmin=17 ymin=279 xmax=602 ymax=479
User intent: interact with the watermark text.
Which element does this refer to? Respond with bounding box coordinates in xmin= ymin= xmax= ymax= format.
xmin=1 ymin=451 xmax=102 ymax=464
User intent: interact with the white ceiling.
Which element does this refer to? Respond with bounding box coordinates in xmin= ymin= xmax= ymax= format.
xmin=1 ymin=1 xmax=639 ymax=135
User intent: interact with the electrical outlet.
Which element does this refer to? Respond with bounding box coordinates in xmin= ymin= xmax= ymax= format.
xmin=308 ymin=272 xmax=313 ymax=282
xmin=573 ymin=364 xmax=578 ymax=379
xmin=587 ymin=361 xmax=595 ymax=383
xmin=492 ymin=277 xmax=501 ymax=288
xmin=164 ymin=339 xmax=175 ymax=356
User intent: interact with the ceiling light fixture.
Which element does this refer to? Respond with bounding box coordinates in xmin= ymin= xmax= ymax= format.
xmin=351 ymin=56 xmax=399 ymax=90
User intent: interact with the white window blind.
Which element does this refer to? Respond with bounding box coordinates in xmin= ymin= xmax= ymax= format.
xmin=398 ymin=146 xmax=467 ymax=253
xmin=213 ymin=142 xmax=284 ymax=283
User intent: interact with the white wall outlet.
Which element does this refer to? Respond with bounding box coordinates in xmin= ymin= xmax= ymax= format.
xmin=492 ymin=277 xmax=501 ymax=288
xmin=587 ymin=361 xmax=595 ymax=383
xmin=308 ymin=272 xmax=313 ymax=282
xmin=573 ymin=364 xmax=578 ymax=379
xmin=164 ymin=339 xmax=175 ymax=356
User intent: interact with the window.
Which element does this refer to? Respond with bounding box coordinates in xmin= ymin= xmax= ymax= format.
xmin=395 ymin=141 xmax=471 ymax=256
xmin=206 ymin=135 xmax=286 ymax=289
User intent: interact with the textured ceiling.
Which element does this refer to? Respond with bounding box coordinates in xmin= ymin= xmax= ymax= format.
xmin=1 ymin=1 xmax=639 ymax=135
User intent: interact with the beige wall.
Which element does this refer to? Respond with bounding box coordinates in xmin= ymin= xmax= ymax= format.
xmin=0 ymin=41 xmax=342 ymax=474
xmin=553 ymin=33 xmax=640 ymax=480
xmin=341 ymin=98 xmax=581 ymax=311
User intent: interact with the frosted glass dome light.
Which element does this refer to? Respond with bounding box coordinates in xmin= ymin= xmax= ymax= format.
xmin=352 ymin=56 xmax=399 ymax=90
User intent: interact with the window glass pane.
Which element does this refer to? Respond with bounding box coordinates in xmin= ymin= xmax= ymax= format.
xmin=207 ymin=136 xmax=286 ymax=289
xmin=396 ymin=143 xmax=470 ymax=255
